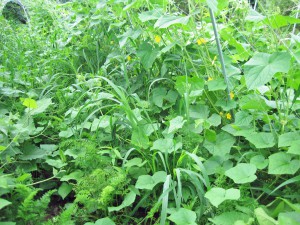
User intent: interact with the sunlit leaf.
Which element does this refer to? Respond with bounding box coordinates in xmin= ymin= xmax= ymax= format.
xmin=25 ymin=98 xmax=53 ymax=115
xmin=268 ymin=152 xmax=300 ymax=175
xmin=139 ymin=8 xmax=163 ymax=22
xmin=244 ymin=52 xmax=291 ymax=90
xmin=154 ymin=15 xmax=190 ymax=28
xmin=263 ymin=15 xmax=300 ymax=29
xmin=94 ymin=218 xmax=115 ymax=225
xmin=108 ymin=190 xmax=136 ymax=212
xmin=205 ymin=187 xmax=240 ymax=207
xmin=131 ymin=128 xmax=149 ymax=149
xmin=168 ymin=208 xmax=197 ymax=225
xmin=0 ymin=198 xmax=11 ymax=210
xmin=204 ymin=132 xmax=235 ymax=157
xmin=58 ymin=182 xmax=73 ymax=200
xmin=151 ymin=138 xmax=180 ymax=153
xmin=225 ymin=163 xmax=257 ymax=184
xmin=22 ymin=98 xmax=37 ymax=109
xmin=244 ymin=132 xmax=275 ymax=149
xmin=168 ymin=116 xmax=186 ymax=133
xmin=254 ymin=208 xmax=277 ymax=225
xmin=135 ymin=171 xmax=167 ymax=190
xmin=209 ymin=211 xmax=251 ymax=225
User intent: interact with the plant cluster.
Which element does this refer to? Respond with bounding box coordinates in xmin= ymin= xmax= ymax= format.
xmin=0 ymin=0 xmax=300 ymax=224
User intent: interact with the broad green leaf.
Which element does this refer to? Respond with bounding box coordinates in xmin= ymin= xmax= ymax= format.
xmin=278 ymin=132 xmax=300 ymax=155
xmin=207 ymin=78 xmax=227 ymax=91
xmin=118 ymin=28 xmax=142 ymax=47
xmin=168 ymin=116 xmax=186 ymax=133
xmin=225 ymin=163 xmax=257 ymax=184
xmin=0 ymin=146 xmax=6 ymax=152
xmin=215 ymin=99 xmax=237 ymax=111
xmin=244 ymin=52 xmax=291 ymax=90
xmin=19 ymin=144 xmax=47 ymax=160
xmin=254 ymin=208 xmax=277 ymax=225
xmin=124 ymin=158 xmax=145 ymax=168
xmin=220 ymin=28 xmax=250 ymax=61
xmin=58 ymin=182 xmax=73 ymax=200
xmin=278 ymin=212 xmax=300 ymax=225
xmin=207 ymin=114 xmax=221 ymax=127
xmin=268 ymin=152 xmax=300 ymax=175
xmin=94 ymin=218 xmax=115 ymax=225
xmin=22 ymin=98 xmax=37 ymax=109
xmin=168 ymin=208 xmax=197 ymax=225
xmin=250 ymin=155 xmax=268 ymax=169
xmin=209 ymin=211 xmax=251 ymax=225
xmin=278 ymin=132 xmax=300 ymax=147
xmin=0 ymin=198 xmax=11 ymax=210
xmin=25 ymin=98 xmax=53 ymax=115
xmin=205 ymin=187 xmax=240 ymax=207
xmin=205 ymin=129 xmax=217 ymax=142
xmin=60 ymin=171 xmax=84 ymax=182
xmin=45 ymin=159 xmax=67 ymax=168
xmin=135 ymin=171 xmax=167 ymax=190
xmin=152 ymin=87 xmax=167 ymax=107
xmin=240 ymin=94 xmax=270 ymax=111
xmin=245 ymin=8 xmax=266 ymax=22
xmin=151 ymin=138 xmax=180 ymax=153
xmin=154 ymin=15 xmax=190 ymax=28
xmin=108 ymin=190 xmax=136 ymax=212
xmin=263 ymin=15 xmax=300 ymax=29
xmin=189 ymin=104 xmax=209 ymax=119
xmin=40 ymin=144 xmax=58 ymax=153
xmin=234 ymin=111 xmax=252 ymax=126
xmin=0 ymin=222 xmax=16 ymax=225
xmin=131 ymin=128 xmax=149 ymax=149
xmin=137 ymin=42 xmax=160 ymax=70
xmin=244 ymin=132 xmax=275 ymax=149
xmin=59 ymin=128 xmax=74 ymax=138
xmin=204 ymin=132 xmax=235 ymax=157
xmin=175 ymin=76 xmax=204 ymax=97
xmin=138 ymin=8 xmax=163 ymax=22
xmin=287 ymin=140 xmax=300 ymax=155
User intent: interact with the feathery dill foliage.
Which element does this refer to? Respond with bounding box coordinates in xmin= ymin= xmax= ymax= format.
xmin=0 ymin=0 xmax=300 ymax=224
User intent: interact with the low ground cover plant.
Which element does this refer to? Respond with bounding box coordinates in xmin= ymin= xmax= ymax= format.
xmin=0 ymin=0 xmax=299 ymax=224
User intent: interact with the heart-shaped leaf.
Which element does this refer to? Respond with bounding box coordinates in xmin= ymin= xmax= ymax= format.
xmin=225 ymin=163 xmax=257 ymax=184
xmin=244 ymin=52 xmax=291 ymax=90
xmin=268 ymin=152 xmax=300 ymax=175
xmin=135 ymin=171 xmax=167 ymax=190
xmin=205 ymin=187 xmax=240 ymax=207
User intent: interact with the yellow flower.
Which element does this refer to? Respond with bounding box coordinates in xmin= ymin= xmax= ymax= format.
xmin=154 ymin=35 xmax=161 ymax=43
xmin=197 ymin=38 xmax=207 ymax=45
xmin=208 ymin=77 xmax=213 ymax=81
xmin=230 ymin=91 xmax=234 ymax=99
xmin=219 ymin=112 xmax=223 ymax=116
xmin=226 ymin=113 xmax=232 ymax=120
xmin=127 ymin=55 xmax=131 ymax=61
xmin=212 ymin=55 xmax=217 ymax=65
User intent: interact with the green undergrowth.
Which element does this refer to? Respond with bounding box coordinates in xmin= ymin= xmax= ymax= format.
xmin=0 ymin=0 xmax=300 ymax=224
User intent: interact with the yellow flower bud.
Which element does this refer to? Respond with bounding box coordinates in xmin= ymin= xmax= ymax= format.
xmin=226 ymin=113 xmax=232 ymax=120
xmin=154 ymin=35 xmax=161 ymax=43
xmin=197 ymin=38 xmax=207 ymax=45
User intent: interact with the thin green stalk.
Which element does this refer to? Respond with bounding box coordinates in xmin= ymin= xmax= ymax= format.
xmin=209 ymin=8 xmax=235 ymax=120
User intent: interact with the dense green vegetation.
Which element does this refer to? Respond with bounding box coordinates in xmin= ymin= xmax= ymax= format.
xmin=0 ymin=0 xmax=300 ymax=224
